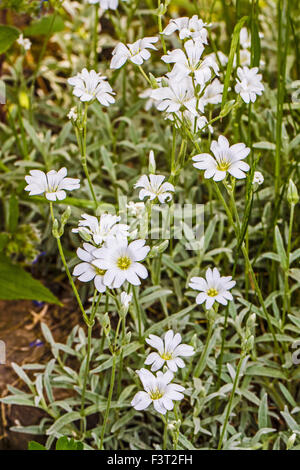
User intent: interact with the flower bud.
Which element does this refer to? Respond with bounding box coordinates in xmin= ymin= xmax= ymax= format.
xmin=61 ymin=206 xmax=71 ymax=226
xmin=52 ymin=219 xmax=60 ymax=239
xmin=149 ymin=240 xmax=169 ymax=258
xmin=287 ymin=179 xmax=299 ymax=205
xmin=149 ymin=150 xmax=156 ymax=174
xmin=78 ymin=228 xmax=92 ymax=242
xmin=149 ymin=73 xmax=159 ymax=89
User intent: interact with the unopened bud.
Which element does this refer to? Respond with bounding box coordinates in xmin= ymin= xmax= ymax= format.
xmin=52 ymin=219 xmax=60 ymax=239
xmin=78 ymin=228 xmax=92 ymax=242
xmin=149 ymin=240 xmax=169 ymax=258
xmin=287 ymin=179 xmax=299 ymax=205
xmin=61 ymin=206 xmax=71 ymax=226
xmin=149 ymin=73 xmax=159 ymax=89
xmin=149 ymin=150 xmax=156 ymax=174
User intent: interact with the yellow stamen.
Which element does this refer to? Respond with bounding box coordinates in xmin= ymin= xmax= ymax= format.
xmin=150 ymin=388 xmax=163 ymax=400
xmin=117 ymin=256 xmax=131 ymax=270
xmin=216 ymin=159 xmax=230 ymax=171
xmin=160 ymin=352 xmax=172 ymax=360
xmin=207 ymin=288 xmax=218 ymax=297
xmin=94 ymin=267 xmax=106 ymax=276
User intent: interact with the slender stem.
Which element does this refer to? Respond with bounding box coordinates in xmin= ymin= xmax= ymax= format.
xmin=29 ymin=7 xmax=59 ymax=122
xmin=93 ymin=4 xmax=99 ymax=68
xmin=80 ymin=292 xmax=101 ymax=434
xmin=163 ymin=412 xmax=168 ymax=450
xmin=194 ymin=319 xmax=214 ymax=378
xmin=282 ymin=203 xmax=294 ymax=326
xmin=80 ymin=322 xmax=92 ymax=434
xmin=99 ymin=354 xmax=117 ymax=450
xmin=138 ymin=65 xmax=152 ymax=85
xmin=212 ymin=184 xmax=283 ymax=362
xmin=132 ymin=285 xmax=142 ymax=341
xmin=217 ymin=354 xmax=245 ymax=449
xmin=49 ymin=203 xmax=90 ymax=326
xmin=81 ymin=103 xmax=98 ymax=207
xmin=157 ymin=1 xmax=169 ymax=63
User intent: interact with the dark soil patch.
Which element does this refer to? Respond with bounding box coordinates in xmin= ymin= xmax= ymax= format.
xmin=0 ymin=289 xmax=81 ymax=450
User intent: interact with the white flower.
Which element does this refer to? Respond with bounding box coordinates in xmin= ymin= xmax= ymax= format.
xmin=163 ymin=15 xmax=208 ymax=43
xmin=134 ymin=174 xmax=175 ymax=203
xmin=72 ymin=213 xmax=129 ymax=246
xmin=120 ymin=291 xmax=132 ymax=308
xmin=92 ymin=238 xmax=150 ymax=288
xmin=67 ymin=107 xmax=78 ymax=120
xmin=110 ymin=37 xmax=158 ymax=69
xmin=239 ymin=27 xmax=251 ymax=49
xmin=162 ymin=39 xmax=219 ymax=86
xmin=202 ymin=78 xmax=223 ymax=105
xmin=192 ymin=135 xmax=250 ymax=181
xmin=189 ymin=267 xmax=236 ymax=310
xmin=139 ymin=88 xmax=155 ymax=111
xmin=73 ymin=243 xmax=107 ymax=293
xmin=145 ymin=330 xmax=194 ymax=372
xmin=126 ymin=201 xmax=146 ymax=218
xmin=68 ymin=68 xmax=115 ymax=106
xmin=167 ymin=109 xmax=211 ymax=133
xmin=208 ymin=51 xmax=228 ymax=67
xmin=17 ymin=34 xmax=31 ymax=51
xmin=151 ymin=77 xmax=198 ymax=115
xmin=88 ymin=0 xmax=118 ymax=9
xmin=24 ymin=168 xmax=80 ymax=201
xmin=149 ymin=150 xmax=156 ymax=173
xmin=239 ymin=27 xmax=264 ymax=49
xmin=235 ymin=66 xmax=264 ymax=103
xmin=253 ymin=171 xmax=264 ymax=185
xmin=131 ymin=368 xmax=185 ymax=415
xmin=235 ymin=49 xmax=251 ymax=67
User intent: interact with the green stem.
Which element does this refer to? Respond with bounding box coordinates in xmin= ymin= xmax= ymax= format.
xmin=93 ymin=4 xmax=99 ymax=68
xmin=49 ymin=203 xmax=90 ymax=326
xmin=29 ymin=5 xmax=59 ymax=122
xmin=282 ymin=203 xmax=294 ymax=326
xmin=74 ymin=105 xmax=98 ymax=207
xmin=194 ymin=319 xmax=214 ymax=378
xmin=217 ymin=353 xmax=245 ymax=449
xmin=80 ymin=293 xmax=101 ymax=434
xmin=163 ymin=412 xmax=168 ymax=450
xmin=212 ymin=184 xmax=283 ymax=362
xmin=99 ymin=353 xmax=117 ymax=449
xmin=138 ymin=65 xmax=152 ymax=85
xmin=132 ymin=286 xmax=142 ymax=341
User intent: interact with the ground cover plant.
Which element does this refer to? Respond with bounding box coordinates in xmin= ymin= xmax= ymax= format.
xmin=0 ymin=0 xmax=299 ymax=451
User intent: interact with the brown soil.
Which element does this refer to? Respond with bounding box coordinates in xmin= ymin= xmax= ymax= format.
xmin=0 ymin=291 xmax=81 ymax=450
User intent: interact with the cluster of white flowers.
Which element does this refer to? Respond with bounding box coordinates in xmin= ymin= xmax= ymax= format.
xmin=237 ymin=27 xmax=264 ymax=68
xmin=73 ymin=219 xmax=150 ymax=291
xmin=17 ymin=34 xmax=31 ymax=51
xmin=72 ymin=213 xmax=129 ymax=245
xmin=68 ymin=68 xmax=115 ymax=106
xmin=131 ymin=330 xmax=194 ymax=414
xmin=110 ymin=37 xmax=158 ymax=69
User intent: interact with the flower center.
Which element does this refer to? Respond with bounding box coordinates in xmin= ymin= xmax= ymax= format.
xmin=117 ymin=256 xmax=132 ymax=270
xmin=150 ymin=388 xmax=163 ymax=400
xmin=94 ymin=266 xmax=106 ymax=276
xmin=207 ymin=288 xmax=218 ymax=297
xmin=160 ymin=352 xmax=172 ymax=360
xmin=216 ymin=159 xmax=230 ymax=171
